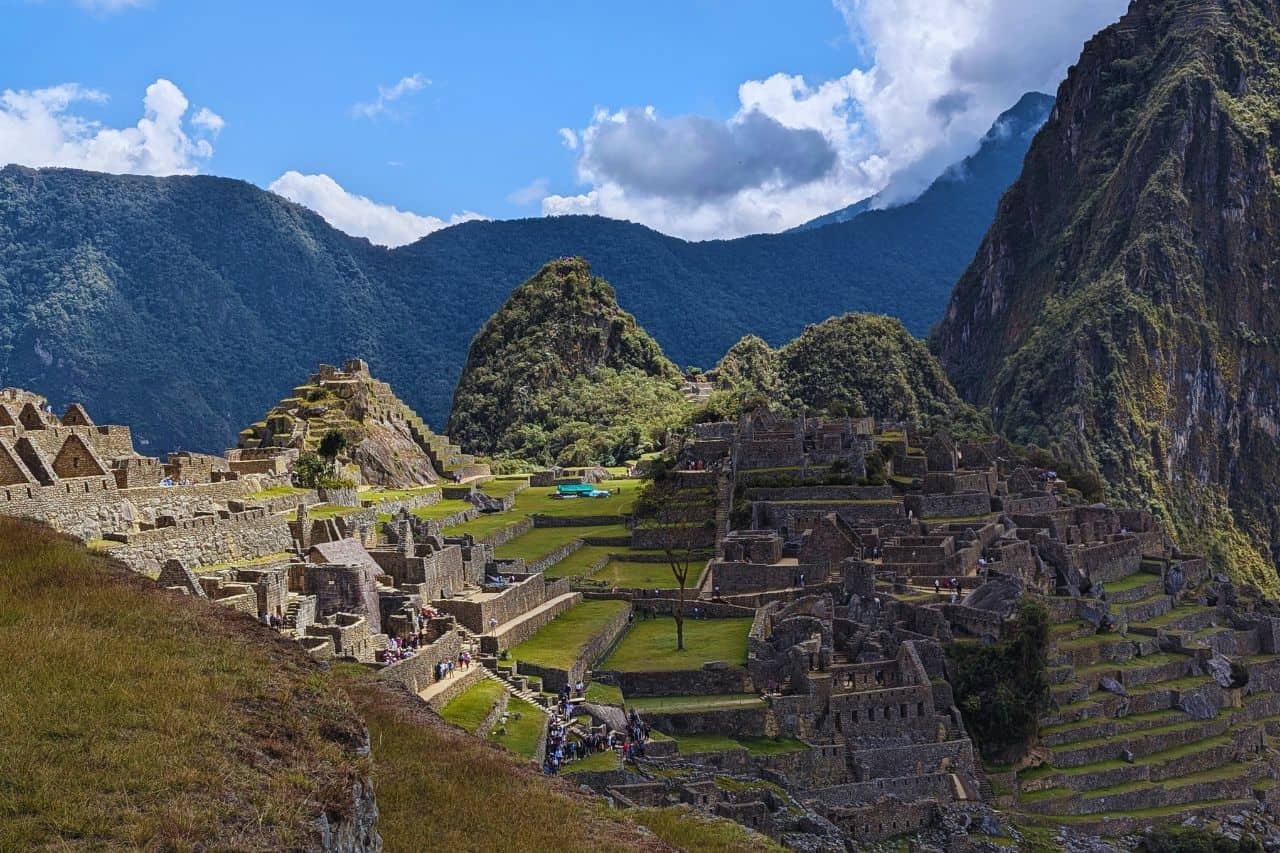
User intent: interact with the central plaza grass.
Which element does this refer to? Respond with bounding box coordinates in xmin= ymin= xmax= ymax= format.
xmin=601 ymin=617 xmax=753 ymax=672
xmin=507 ymin=600 xmax=631 ymax=671
xmin=438 ymin=679 xmax=506 ymax=734
xmin=479 ymin=477 xmax=530 ymax=497
xmin=595 ymin=559 xmax=688 ymax=589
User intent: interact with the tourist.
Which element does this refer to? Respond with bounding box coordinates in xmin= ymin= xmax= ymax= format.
xmin=933 ymin=578 xmax=941 ymax=598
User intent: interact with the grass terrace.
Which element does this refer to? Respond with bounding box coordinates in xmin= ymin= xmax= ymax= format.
xmin=479 ymin=477 xmax=530 ymax=497
xmin=544 ymin=545 xmax=616 ymax=579
xmin=243 ymin=485 xmax=307 ymax=501
xmin=675 ymin=735 xmax=806 ymax=756
xmin=584 ymin=681 xmax=624 ymax=706
xmin=602 ymin=618 xmax=753 ymax=673
xmin=625 ymin=694 xmax=765 ymax=714
xmin=405 ymin=499 xmax=475 ymax=527
xmin=438 ymin=679 xmax=507 ymax=734
xmin=489 ymin=695 xmax=545 ymax=759
xmin=193 ymin=551 xmax=293 ymax=574
xmin=507 ymin=600 xmax=631 ymax=672
xmin=496 ymin=524 xmax=631 ymax=563
xmin=594 ymin=559 xmax=689 ymax=590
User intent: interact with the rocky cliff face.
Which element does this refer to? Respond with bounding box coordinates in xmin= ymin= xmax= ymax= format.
xmin=932 ymin=0 xmax=1280 ymax=591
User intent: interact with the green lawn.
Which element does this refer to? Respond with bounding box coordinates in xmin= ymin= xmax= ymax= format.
xmin=243 ymin=485 xmax=306 ymax=501
xmin=480 ymin=477 xmax=530 ymax=497
xmin=516 ymin=481 xmax=639 ymax=518
xmin=411 ymin=499 xmax=475 ymax=522
xmin=564 ymin=748 xmax=621 ymax=773
xmin=601 ymin=617 xmax=753 ymax=672
xmin=438 ymin=680 xmax=506 ymax=734
xmin=489 ymin=696 xmax=545 ymax=759
xmin=625 ymin=694 xmax=764 ymax=714
xmin=544 ymin=545 xmax=616 ymax=579
xmin=495 ymin=525 xmax=631 ymax=563
xmin=595 ymin=559 xmax=690 ymax=590
xmin=584 ymin=681 xmax=624 ymax=706
xmin=673 ymin=735 xmax=806 ymax=756
xmin=508 ymin=600 xmax=631 ymax=671
xmin=445 ymin=512 xmax=528 ymax=540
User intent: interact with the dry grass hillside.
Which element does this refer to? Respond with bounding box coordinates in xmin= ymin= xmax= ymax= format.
xmin=0 ymin=518 xmax=373 ymax=851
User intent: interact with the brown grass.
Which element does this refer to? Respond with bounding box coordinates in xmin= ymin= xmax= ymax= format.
xmin=0 ymin=519 xmax=368 ymax=851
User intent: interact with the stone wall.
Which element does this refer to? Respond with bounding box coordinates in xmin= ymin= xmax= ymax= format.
xmin=526 ymin=539 xmax=585 ymax=576
xmin=710 ymin=561 xmax=820 ymax=594
xmin=478 ymin=516 xmax=534 ymax=548
xmin=480 ymin=588 xmax=582 ymax=655
xmin=532 ymin=513 xmax=629 ymax=528
xmin=375 ymin=627 xmax=463 ymax=694
xmin=106 ymin=509 xmax=294 ymax=574
xmin=604 ymin=665 xmax=751 ymax=697
xmin=905 ymin=492 xmax=991 ymax=519
xmin=438 ymin=574 xmax=557 ymax=634
xmin=747 ymin=485 xmax=894 ymax=502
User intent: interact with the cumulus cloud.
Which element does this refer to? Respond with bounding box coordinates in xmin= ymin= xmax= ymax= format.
xmin=351 ymin=73 xmax=430 ymax=119
xmin=0 ymin=78 xmax=221 ymax=175
xmin=547 ymin=0 xmax=1126 ymax=239
xmin=558 ymin=127 xmax=579 ymax=150
xmin=269 ymin=171 xmax=484 ymax=248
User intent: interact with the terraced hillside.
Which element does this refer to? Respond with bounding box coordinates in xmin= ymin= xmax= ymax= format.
xmin=996 ymin=558 xmax=1280 ymax=836
xmin=239 ymin=359 xmax=489 ymax=486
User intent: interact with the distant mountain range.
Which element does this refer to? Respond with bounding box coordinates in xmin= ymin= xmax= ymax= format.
xmin=0 ymin=92 xmax=1050 ymax=453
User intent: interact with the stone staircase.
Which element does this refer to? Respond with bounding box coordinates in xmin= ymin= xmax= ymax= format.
xmin=1007 ymin=562 xmax=1280 ymax=835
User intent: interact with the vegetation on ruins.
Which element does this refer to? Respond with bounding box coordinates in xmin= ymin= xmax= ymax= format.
xmin=632 ymin=459 xmax=716 ymax=650
xmin=1137 ymin=827 xmax=1263 ymax=853
xmin=930 ymin=0 xmax=1280 ymax=590
xmin=946 ymin=599 xmax=1050 ymax=762
xmin=447 ymin=258 xmax=692 ymax=467
xmin=0 ymin=518 xmax=371 ymax=850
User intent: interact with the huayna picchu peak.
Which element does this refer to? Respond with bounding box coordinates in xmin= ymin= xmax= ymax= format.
xmin=933 ymin=0 xmax=1280 ymax=595
xmin=9 ymin=1 xmax=1280 ymax=851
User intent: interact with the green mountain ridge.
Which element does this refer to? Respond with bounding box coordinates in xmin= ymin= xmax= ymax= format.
xmin=932 ymin=0 xmax=1280 ymax=589
xmin=0 ymin=94 xmax=1044 ymax=454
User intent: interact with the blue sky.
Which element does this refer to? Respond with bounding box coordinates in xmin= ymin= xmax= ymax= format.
xmin=0 ymin=0 xmax=1128 ymax=243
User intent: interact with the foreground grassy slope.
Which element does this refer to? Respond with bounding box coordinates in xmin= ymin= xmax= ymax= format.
xmin=0 ymin=519 xmax=369 ymax=851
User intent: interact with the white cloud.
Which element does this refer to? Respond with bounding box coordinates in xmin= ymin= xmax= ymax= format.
xmin=269 ymin=171 xmax=484 ymax=248
xmin=507 ymin=177 xmax=550 ymax=207
xmin=547 ymin=0 xmax=1126 ymax=239
xmin=0 ymin=78 xmax=221 ymax=175
xmin=191 ymin=106 xmax=224 ymax=136
xmin=351 ymin=73 xmax=430 ymax=120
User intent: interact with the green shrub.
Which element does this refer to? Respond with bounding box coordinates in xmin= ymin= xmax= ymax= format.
xmin=947 ymin=600 xmax=1049 ymax=762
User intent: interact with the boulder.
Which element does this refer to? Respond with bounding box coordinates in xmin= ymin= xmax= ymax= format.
xmin=1165 ymin=563 xmax=1186 ymax=596
xmin=1177 ymin=692 xmax=1216 ymax=721
xmin=1099 ymin=677 xmax=1126 ymax=697
xmin=1205 ymin=652 xmax=1235 ymax=689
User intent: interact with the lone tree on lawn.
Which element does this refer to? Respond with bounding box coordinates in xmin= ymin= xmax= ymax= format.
xmin=633 ymin=459 xmax=715 ymax=652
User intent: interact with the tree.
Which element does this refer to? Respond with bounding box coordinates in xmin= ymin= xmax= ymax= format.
xmin=633 ymin=460 xmax=714 ymax=651
xmin=318 ymin=429 xmax=348 ymax=463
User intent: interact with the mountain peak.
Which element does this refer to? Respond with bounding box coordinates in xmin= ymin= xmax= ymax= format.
xmin=792 ymin=91 xmax=1054 ymax=233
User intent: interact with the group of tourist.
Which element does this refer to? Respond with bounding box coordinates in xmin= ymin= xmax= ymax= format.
xmin=380 ymin=634 xmax=420 ymax=664
xmin=932 ymin=576 xmax=963 ymax=604
xmin=542 ymin=706 xmax=653 ymax=775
